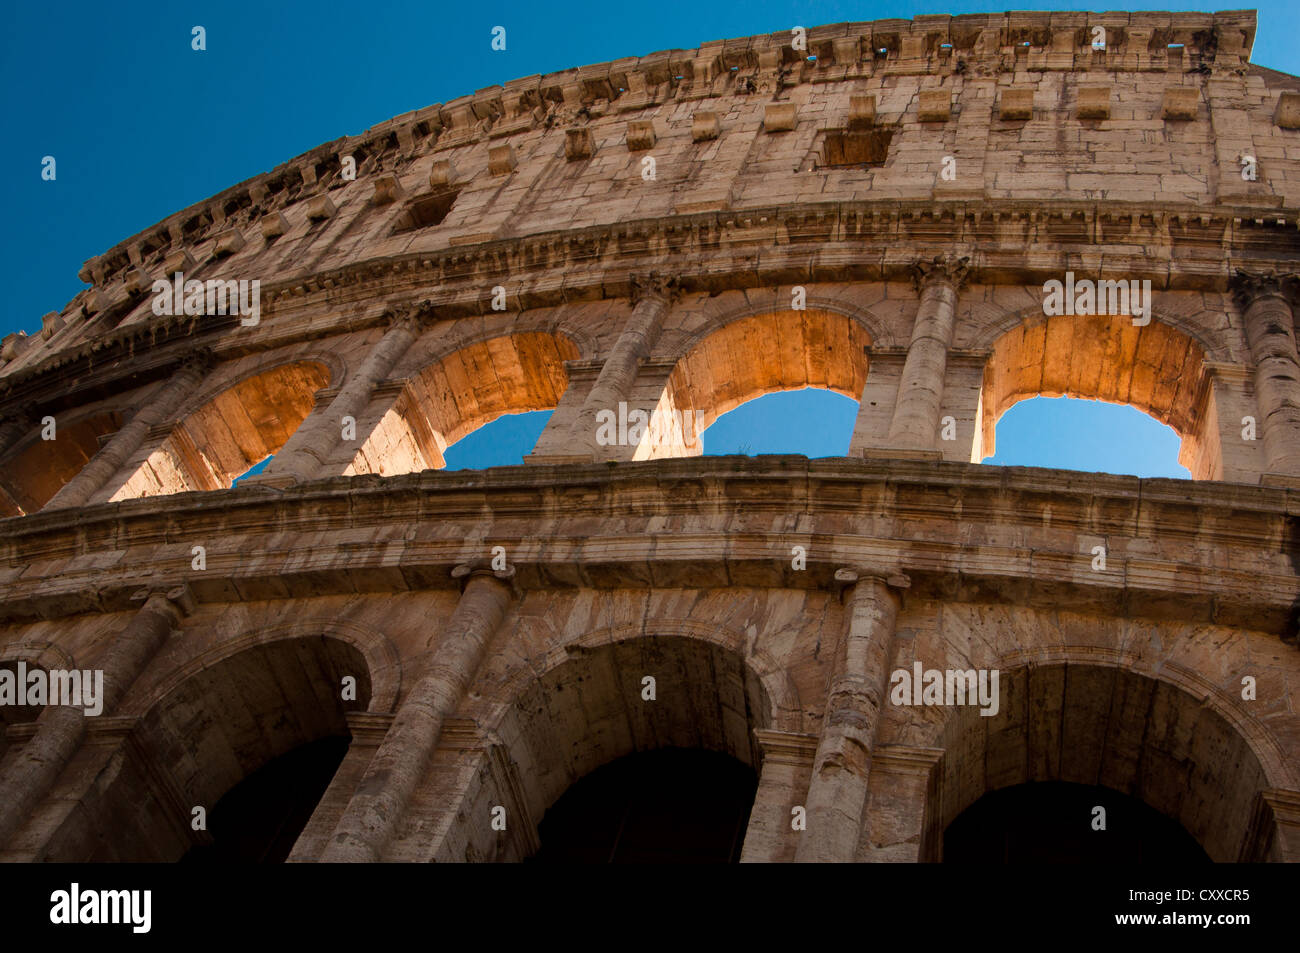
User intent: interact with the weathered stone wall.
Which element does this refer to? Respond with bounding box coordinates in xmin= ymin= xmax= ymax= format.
xmin=1 ymin=9 xmax=1299 ymax=863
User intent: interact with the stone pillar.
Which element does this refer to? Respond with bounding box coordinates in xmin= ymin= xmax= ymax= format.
xmin=858 ymin=745 xmax=944 ymax=862
xmin=321 ymin=564 xmax=515 ymax=862
xmin=0 ymin=586 xmax=191 ymax=848
xmin=569 ymin=274 xmax=679 ymax=460
xmin=886 ymin=256 xmax=970 ymax=452
xmin=262 ymin=308 xmax=423 ymax=483
xmin=286 ymin=712 xmax=394 ymax=862
xmin=43 ymin=355 xmax=212 ymax=511
xmin=850 ymin=346 xmax=906 ymax=457
xmin=795 ymin=568 xmax=909 ymax=863
xmin=1241 ymin=789 xmax=1300 ymax=862
xmin=1185 ymin=362 xmax=1261 ymax=483
xmin=1229 ymin=272 xmax=1300 ymax=479
xmin=739 ymin=729 xmax=818 ymax=863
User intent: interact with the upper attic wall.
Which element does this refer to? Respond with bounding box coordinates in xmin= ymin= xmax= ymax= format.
xmin=4 ymin=8 xmax=1292 ymax=384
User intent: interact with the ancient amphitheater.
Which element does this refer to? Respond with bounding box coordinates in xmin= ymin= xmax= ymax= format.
xmin=0 ymin=8 xmax=1297 ymax=863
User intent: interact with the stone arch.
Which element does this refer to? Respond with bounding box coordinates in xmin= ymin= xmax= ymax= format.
xmin=118 ymin=618 xmax=403 ymax=718
xmin=930 ymin=655 xmax=1288 ymax=863
xmin=966 ymin=299 xmax=1235 ymax=362
xmin=107 ymin=359 xmax=333 ymax=500
xmin=348 ymin=330 xmax=579 ymax=475
xmin=39 ymin=632 xmax=380 ymax=861
xmin=672 ymin=294 xmax=896 ymax=357
xmin=976 ymin=309 xmax=1212 ymax=473
xmin=173 ymin=350 xmax=345 ymax=421
xmin=440 ymin=623 xmax=796 ymax=862
xmin=0 ymin=407 xmax=125 ymax=516
xmin=645 ymin=308 xmax=872 ymax=458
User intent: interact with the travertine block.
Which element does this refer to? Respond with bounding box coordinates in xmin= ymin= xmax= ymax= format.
xmin=1161 ymin=86 xmax=1199 ymax=120
xmin=488 ymin=144 xmax=517 ymax=175
xmin=1077 ymin=85 xmax=1111 ymax=119
xmin=918 ymin=89 xmax=951 ymax=122
xmin=848 ymin=95 xmax=876 ymax=129
xmin=565 ymin=127 xmax=595 ymax=160
xmin=692 ymin=111 xmax=720 ymax=141
xmin=306 ymin=194 xmax=337 ymax=220
xmin=764 ymin=103 xmax=797 ymax=132
xmin=626 ymin=120 xmax=656 ymax=150
xmin=999 ymin=87 xmax=1034 ymax=120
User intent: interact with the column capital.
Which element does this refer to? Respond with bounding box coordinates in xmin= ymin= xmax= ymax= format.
xmin=177 ymin=347 xmax=217 ymax=378
xmin=910 ymin=254 xmax=971 ymax=294
xmin=834 ymin=566 xmax=911 ymax=591
xmin=381 ymin=299 xmax=434 ymax=333
xmin=130 ymin=582 xmax=196 ymax=620
xmin=451 ymin=560 xmax=518 ymax=595
xmin=629 ymin=272 xmax=681 ymax=307
xmin=1228 ymin=269 xmax=1298 ymax=309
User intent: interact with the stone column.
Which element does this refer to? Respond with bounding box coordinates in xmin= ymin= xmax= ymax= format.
xmin=886 ymin=256 xmax=970 ymax=452
xmin=262 ymin=307 xmax=424 ymax=483
xmin=321 ymin=564 xmax=515 ymax=862
xmin=569 ymin=274 xmax=679 ymax=460
xmin=0 ymin=586 xmax=191 ymax=848
xmin=739 ymin=729 xmax=818 ymax=863
xmin=43 ymin=354 xmax=212 ymax=510
xmin=1229 ymin=271 xmax=1300 ymax=479
xmin=795 ymin=568 xmax=909 ymax=863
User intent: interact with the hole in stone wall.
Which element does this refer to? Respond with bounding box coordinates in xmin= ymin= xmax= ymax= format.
xmin=821 ymin=128 xmax=894 ymax=167
xmin=392 ymin=188 xmax=461 ymax=232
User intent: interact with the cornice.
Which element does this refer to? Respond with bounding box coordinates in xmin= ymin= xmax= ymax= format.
xmin=0 ymin=456 xmax=1293 ymax=634
xmin=6 ymin=196 xmax=1300 ymax=413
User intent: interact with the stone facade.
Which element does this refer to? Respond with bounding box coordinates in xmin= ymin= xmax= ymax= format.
xmin=1 ymin=9 xmax=1299 ymax=862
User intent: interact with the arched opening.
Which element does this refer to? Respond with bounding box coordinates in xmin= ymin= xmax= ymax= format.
xmin=348 ymin=332 xmax=577 ymax=476
xmin=944 ymin=780 xmax=1210 ymax=863
xmin=979 ymin=313 xmax=1211 ymax=477
xmin=934 ymin=664 xmax=1271 ymax=862
xmin=701 ymin=390 xmax=858 ymax=457
xmin=440 ymin=635 xmax=771 ymax=862
xmin=648 ymin=309 xmax=870 ymax=460
xmin=34 ymin=636 xmax=370 ymax=862
xmin=531 ymin=748 xmax=757 ymax=863
xmin=181 ymin=736 xmax=350 ymax=863
xmin=441 ymin=410 xmax=553 ymax=470
xmin=108 ymin=361 xmax=331 ymax=500
xmin=985 ymin=396 xmax=1191 ymax=478
xmin=0 ymin=411 xmax=124 ymax=515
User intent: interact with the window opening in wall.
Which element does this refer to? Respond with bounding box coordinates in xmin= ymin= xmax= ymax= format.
xmin=392 ymin=188 xmax=461 ymax=233
xmin=441 ymin=410 xmax=552 ymax=470
xmin=984 ymin=396 xmax=1190 ymax=478
xmin=702 ymin=389 xmax=857 ymax=458
xmin=820 ymin=128 xmax=894 ymax=167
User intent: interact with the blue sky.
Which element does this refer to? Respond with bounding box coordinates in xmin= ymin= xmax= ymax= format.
xmin=5 ymin=0 xmax=1269 ymax=479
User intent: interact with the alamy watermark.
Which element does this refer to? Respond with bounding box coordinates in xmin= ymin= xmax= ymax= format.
xmin=595 ymin=401 xmax=705 ymax=448
xmin=890 ymin=662 xmax=1000 ymax=717
xmin=1042 ymin=272 xmax=1151 ymax=327
xmin=0 ymin=662 xmax=104 ymax=716
xmin=151 ymin=271 xmax=260 ymax=326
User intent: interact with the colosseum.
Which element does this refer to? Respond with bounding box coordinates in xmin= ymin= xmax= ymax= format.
xmin=0 ymin=8 xmax=1297 ymax=864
